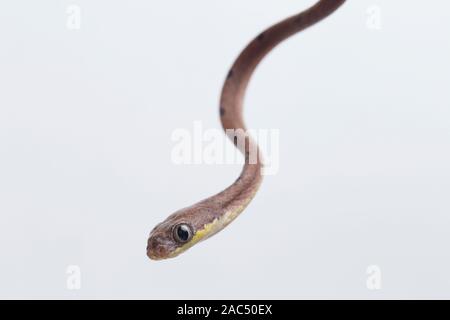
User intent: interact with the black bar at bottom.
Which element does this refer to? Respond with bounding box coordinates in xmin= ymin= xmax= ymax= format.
xmin=0 ymin=300 xmax=447 ymax=318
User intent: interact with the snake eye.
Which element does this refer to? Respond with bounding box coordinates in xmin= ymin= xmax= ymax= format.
xmin=173 ymin=223 xmax=193 ymax=243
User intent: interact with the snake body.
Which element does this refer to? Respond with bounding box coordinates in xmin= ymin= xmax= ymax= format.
xmin=147 ymin=0 xmax=346 ymax=260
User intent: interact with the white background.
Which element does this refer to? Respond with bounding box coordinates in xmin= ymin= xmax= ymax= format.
xmin=1 ymin=0 xmax=449 ymax=299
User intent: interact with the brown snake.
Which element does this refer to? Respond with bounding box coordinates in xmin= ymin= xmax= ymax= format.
xmin=147 ymin=0 xmax=346 ymax=260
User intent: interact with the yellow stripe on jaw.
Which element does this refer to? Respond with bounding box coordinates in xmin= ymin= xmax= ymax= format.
xmin=168 ymin=205 xmax=247 ymax=258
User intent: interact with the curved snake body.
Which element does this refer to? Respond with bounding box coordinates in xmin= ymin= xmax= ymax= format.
xmin=147 ymin=0 xmax=346 ymax=260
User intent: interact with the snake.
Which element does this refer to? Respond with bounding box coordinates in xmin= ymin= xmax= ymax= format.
xmin=147 ymin=0 xmax=346 ymax=260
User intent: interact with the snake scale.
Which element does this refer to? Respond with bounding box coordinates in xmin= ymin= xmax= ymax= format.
xmin=147 ymin=0 xmax=346 ymax=260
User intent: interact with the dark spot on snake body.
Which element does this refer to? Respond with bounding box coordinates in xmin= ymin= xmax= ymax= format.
xmin=257 ymin=33 xmax=265 ymax=41
xmin=227 ymin=69 xmax=234 ymax=79
xmin=220 ymin=107 xmax=226 ymax=117
xmin=233 ymin=136 xmax=238 ymax=145
xmin=295 ymin=14 xmax=304 ymax=24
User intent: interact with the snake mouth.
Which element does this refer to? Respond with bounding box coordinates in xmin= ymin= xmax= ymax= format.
xmin=147 ymin=246 xmax=167 ymax=261
xmin=147 ymin=250 xmax=164 ymax=261
xmin=147 ymin=246 xmax=182 ymax=261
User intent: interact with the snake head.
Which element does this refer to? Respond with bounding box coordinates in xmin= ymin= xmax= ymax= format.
xmin=147 ymin=219 xmax=194 ymax=260
xmin=147 ymin=205 xmax=207 ymax=260
xmin=147 ymin=203 xmax=225 ymax=260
